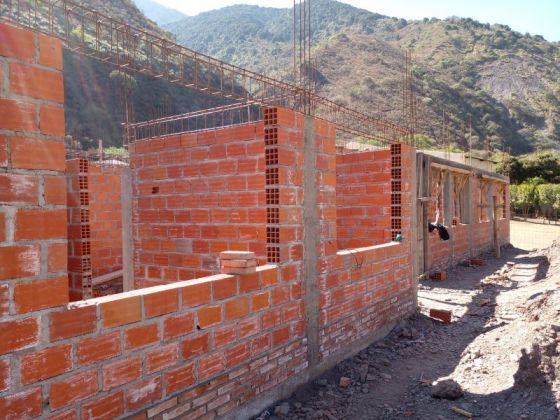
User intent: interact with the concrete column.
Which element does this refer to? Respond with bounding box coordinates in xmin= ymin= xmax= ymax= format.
xmin=121 ymin=167 xmax=134 ymax=291
xmin=443 ymin=172 xmax=453 ymax=268
xmin=303 ymin=115 xmax=319 ymax=368
xmin=411 ymin=149 xmax=419 ymax=308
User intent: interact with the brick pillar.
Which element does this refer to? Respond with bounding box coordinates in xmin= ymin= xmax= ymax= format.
xmin=0 ymin=21 xmax=67 ymax=343
xmin=66 ymin=158 xmax=92 ymax=300
xmin=264 ymin=107 xmax=337 ymax=368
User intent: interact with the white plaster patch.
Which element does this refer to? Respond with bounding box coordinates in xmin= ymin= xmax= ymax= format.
xmin=128 ymin=380 xmax=158 ymax=404
xmin=11 ymin=176 xmax=35 ymax=198
xmin=17 ymin=247 xmax=40 ymax=275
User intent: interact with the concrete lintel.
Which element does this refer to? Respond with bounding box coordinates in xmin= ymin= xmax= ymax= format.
xmin=419 ymin=152 xmax=508 ymax=182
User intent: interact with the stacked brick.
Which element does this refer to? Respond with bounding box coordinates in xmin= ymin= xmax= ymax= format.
xmin=220 ymin=251 xmax=257 ymax=275
xmin=336 ymin=149 xmax=392 ymax=249
xmin=66 ymin=158 xmax=92 ymax=300
xmin=130 ymin=123 xmax=267 ymax=288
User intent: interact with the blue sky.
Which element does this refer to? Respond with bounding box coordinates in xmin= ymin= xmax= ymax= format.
xmin=154 ymin=0 xmax=560 ymax=42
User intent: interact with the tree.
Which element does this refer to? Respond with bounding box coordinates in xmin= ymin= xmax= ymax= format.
xmin=511 ymin=183 xmax=539 ymax=219
xmin=522 ymin=152 xmax=560 ymax=183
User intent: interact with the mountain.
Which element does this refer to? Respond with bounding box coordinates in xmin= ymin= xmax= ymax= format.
xmin=57 ymin=0 xmax=224 ymax=148
xmin=165 ymin=0 xmax=560 ymax=154
xmin=134 ymin=0 xmax=186 ymax=26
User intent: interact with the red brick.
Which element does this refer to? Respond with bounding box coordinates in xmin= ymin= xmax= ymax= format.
xmin=81 ymin=391 xmax=124 ymax=420
xmin=40 ymin=105 xmax=65 ymax=136
xmin=163 ymin=312 xmax=194 ymax=340
xmin=77 ymin=332 xmax=121 ymax=365
xmin=0 ymin=173 xmax=38 ymax=204
xmin=182 ymin=282 xmax=211 ymax=307
xmin=0 ymin=317 xmax=39 ymax=355
xmin=239 ymin=272 xmax=260 ymax=292
xmin=47 ymin=242 xmax=67 ymax=273
xmin=10 ymin=63 xmax=64 ymax=102
xmin=14 ymin=276 xmax=68 ymax=313
xmin=226 ymin=343 xmax=250 ymax=368
xmin=47 ymin=410 xmax=77 ymax=420
xmin=429 ymin=308 xmax=452 ymax=323
xmin=199 ymin=353 xmax=225 ymax=381
xmin=15 ymin=208 xmax=67 ymax=240
xmin=0 ymin=358 xmax=9 ymax=392
xmin=0 ymin=213 xmax=4 ymax=242
xmin=0 ymin=22 xmax=35 ymax=62
xmin=49 ymin=305 xmax=96 ymax=341
xmin=0 ymin=284 xmax=7 ymax=316
xmin=144 ymin=289 xmax=178 ymax=318
xmin=213 ymin=325 xmax=236 ymax=348
xmin=11 ymin=137 xmax=65 ymax=171
xmin=0 ymin=245 xmax=40 ymax=280
xmin=103 ymin=356 xmax=142 ymax=390
xmin=101 ymin=296 xmax=141 ymax=328
xmin=146 ymin=343 xmax=178 ymax=373
xmin=126 ymin=377 xmax=162 ymax=410
xmin=197 ymin=305 xmax=222 ymax=328
xmin=181 ymin=333 xmax=209 ymax=359
xmin=212 ymin=277 xmax=237 ymax=300
xmin=44 ymin=175 xmax=67 ymax=205
xmin=0 ymin=99 xmax=37 ymax=132
xmin=39 ymin=34 xmax=63 ymax=70
xmin=125 ymin=323 xmax=160 ymax=350
xmin=272 ymin=326 xmax=290 ymax=346
xmin=252 ymin=292 xmax=270 ymax=311
xmin=0 ymin=387 xmax=42 ymax=419
xmin=165 ymin=363 xmax=195 ymax=394
xmin=50 ymin=370 xmax=97 ymax=410
xmin=20 ymin=344 xmax=72 ymax=385
xmin=0 ymin=137 xmax=6 ymax=167
xmin=225 ymin=297 xmax=250 ymax=320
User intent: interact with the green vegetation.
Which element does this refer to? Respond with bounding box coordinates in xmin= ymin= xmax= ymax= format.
xmin=164 ymin=0 xmax=560 ymax=154
xmin=510 ymin=181 xmax=560 ymax=221
xmin=496 ymin=151 xmax=560 ymax=184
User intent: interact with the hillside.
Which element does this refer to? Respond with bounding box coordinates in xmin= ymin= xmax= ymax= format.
xmin=134 ymin=0 xmax=186 ymax=26
xmin=165 ymin=0 xmax=560 ymax=154
xmin=60 ymin=0 xmax=219 ymax=148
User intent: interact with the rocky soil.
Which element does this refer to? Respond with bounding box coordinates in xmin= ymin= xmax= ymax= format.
xmin=256 ymin=241 xmax=560 ymax=419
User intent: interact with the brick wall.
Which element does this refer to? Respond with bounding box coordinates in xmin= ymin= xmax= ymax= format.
xmin=89 ymin=163 xmax=124 ymax=277
xmin=428 ymin=169 xmax=510 ymax=272
xmin=67 ymin=160 xmax=124 ymax=299
xmin=0 ymin=21 xmax=69 ymax=416
xmin=336 ymin=149 xmax=392 ymax=249
xmin=130 ymin=125 xmax=267 ymax=289
xmin=0 ymin=22 xmax=418 ymax=420
xmin=66 ymin=158 xmax=91 ymax=300
xmin=320 ymin=144 xmax=415 ymax=359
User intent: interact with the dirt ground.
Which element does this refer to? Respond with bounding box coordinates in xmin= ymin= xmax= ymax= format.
xmin=257 ymin=222 xmax=560 ymax=420
xmin=510 ymin=218 xmax=560 ymax=251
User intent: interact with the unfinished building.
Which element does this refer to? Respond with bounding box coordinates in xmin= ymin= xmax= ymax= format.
xmin=0 ymin=5 xmax=509 ymax=419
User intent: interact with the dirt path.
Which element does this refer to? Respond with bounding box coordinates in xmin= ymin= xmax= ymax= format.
xmin=510 ymin=218 xmax=560 ymax=250
xmin=257 ymin=243 xmax=560 ymax=420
